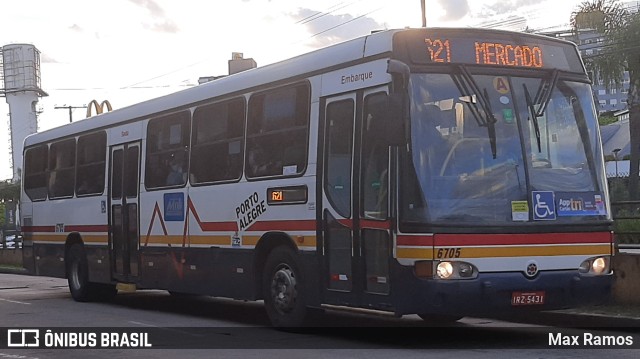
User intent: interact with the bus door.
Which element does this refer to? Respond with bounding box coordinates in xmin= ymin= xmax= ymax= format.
xmin=321 ymin=88 xmax=392 ymax=309
xmin=109 ymin=142 xmax=141 ymax=282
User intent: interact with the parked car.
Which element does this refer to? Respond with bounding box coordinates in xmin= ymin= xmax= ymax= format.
xmin=3 ymin=235 xmax=22 ymax=249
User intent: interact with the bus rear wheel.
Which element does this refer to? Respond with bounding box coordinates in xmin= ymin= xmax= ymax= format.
xmin=67 ymin=243 xmax=92 ymax=301
xmin=263 ymin=246 xmax=307 ymax=328
xmin=66 ymin=243 xmax=116 ymax=302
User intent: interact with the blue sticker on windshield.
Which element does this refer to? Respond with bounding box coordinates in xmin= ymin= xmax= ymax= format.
xmin=556 ymin=192 xmax=607 ymax=216
xmin=532 ymin=191 xmax=556 ymax=221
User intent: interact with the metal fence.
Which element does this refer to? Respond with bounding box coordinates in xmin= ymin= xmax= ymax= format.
xmin=608 ymin=177 xmax=640 ymax=250
xmin=0 ymin=230 xmax=20 ymax=250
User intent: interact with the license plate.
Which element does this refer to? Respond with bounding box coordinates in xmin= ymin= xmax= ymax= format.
xmin=511 ymin=291 xmax=545 ymax=306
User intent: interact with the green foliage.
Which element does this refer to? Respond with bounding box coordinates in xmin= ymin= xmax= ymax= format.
xmin=614 ymin=217 xmax=640 ymax=244
xmin=598 ymin=114 xmax=618 ymax=125
xmin=0 ymin=181 xmax=20 ymax=202
xmin=609 ymin=178 xmax=640 ymax=244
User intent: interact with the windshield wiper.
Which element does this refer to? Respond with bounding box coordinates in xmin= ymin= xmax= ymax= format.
xmin=523 ymin=84 xmax=542 ymax=153
xmin=534 ymin=69 xmax=560 ymax=117
xmin=455 ymin=64 xmax=498 ymax=158
xmin=523 ymin=69 xmax=560 ymax=153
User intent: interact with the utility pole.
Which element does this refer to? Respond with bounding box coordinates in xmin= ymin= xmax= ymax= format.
xmin=54 ymin=104 xmax=87 ymax=123
xmin=421 ymin=0 xmax=427 ymax=27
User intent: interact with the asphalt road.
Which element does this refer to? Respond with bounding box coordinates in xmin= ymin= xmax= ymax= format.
xmin=0 ymin=273 xmax=639 ymax=358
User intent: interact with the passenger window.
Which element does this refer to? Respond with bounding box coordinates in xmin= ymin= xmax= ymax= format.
xmin=24 ymin=145 xmax=49 ymax=201
xmin=49 ymin=139 xmax=76 ymax=199
xmin=361 ymin=92 xmax=389 ymax=219
xmin=246 ymin=83 xmax=309 ymax=178
xmin=324 ymin=99 xmax=355 ymax=218
xmin=145 ymin=111 xmax=190 ymax=189
xmin=76 ymin=132 xmax=106 ymax=196
xmin=191 ymin=98 xmax=245 ymax=184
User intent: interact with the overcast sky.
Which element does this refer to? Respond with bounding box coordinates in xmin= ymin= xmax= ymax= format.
xmin=0 ymin=0 xmax=590 ymax=180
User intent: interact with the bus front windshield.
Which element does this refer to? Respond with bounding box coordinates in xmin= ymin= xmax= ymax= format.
xmin=401 ymin=71 xmax=609 ymax=227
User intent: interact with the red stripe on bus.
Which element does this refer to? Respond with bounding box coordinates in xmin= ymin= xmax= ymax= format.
xmin=433 ymin=232 xmax=612 ymax=246
xmin=22 ymin=225 xmax=109 ymax=233
xmin=21 ymin=226 xmax=55 ymax=233
xmin=397 ymin=235 xmax=434 ymax=246
xmin=199 ymin=222 xmax=238 ymax=231
xmin=65 ymin=225 xmax=109 ymax=232
xmin=247 ymin=220 xmax=317 ymax=232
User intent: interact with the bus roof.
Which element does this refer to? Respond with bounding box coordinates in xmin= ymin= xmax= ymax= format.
xmin=24 ymin=29 xmax=403 ymax=148
xmin=23 ymin=27 xmax=579 ymax=147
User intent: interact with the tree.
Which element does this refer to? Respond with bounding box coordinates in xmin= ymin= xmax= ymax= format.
xmin=0 ymin=181 xmax=20 ymax=202
xmin=571 ymin=0 xmax=640 ymax=198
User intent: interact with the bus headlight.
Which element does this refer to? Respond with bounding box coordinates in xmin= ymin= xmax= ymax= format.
xmin=579 ymin=256 xmax=610 ymax=276
xmin=436 ymin=261 xmax=478 ymax=280
xmin=437 ymin=262 xmax=454 ymax=279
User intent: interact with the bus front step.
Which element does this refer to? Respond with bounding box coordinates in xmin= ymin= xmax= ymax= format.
xmin=116 ymin=283 xmax=137 ymax=292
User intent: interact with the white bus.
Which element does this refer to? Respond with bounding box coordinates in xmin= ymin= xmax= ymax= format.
xmin=21 ymin=28 xmax=613 ymax=327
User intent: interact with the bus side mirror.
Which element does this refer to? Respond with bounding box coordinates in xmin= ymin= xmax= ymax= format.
xmin=366 ymin=93 xmax=407 ymax=146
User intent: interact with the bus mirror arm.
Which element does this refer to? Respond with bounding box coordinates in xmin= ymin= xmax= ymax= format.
xmin=387 ymin=59 xmax=410 ymax=91
xmin=366 ymin=93 xmax=407 ymax=147
xmin=381 ymin=59 xmax=411 ymax=146
xmin=386 ymin=93 xmax=408 ymax=146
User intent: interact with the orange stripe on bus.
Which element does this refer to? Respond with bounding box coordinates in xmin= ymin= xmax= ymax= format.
xmin=453 ymin=244 xmax=612 ymax=258
xmin=397 ymin=247 xmax=433 ymax=259
xmin=396 ymin=244 xmax=612 ymax=259
xmin=32 ymin=234 xmax=108 ymax=244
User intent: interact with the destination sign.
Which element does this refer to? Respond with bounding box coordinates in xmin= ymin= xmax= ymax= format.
xmin=395 ymin=29 xmax=584 ymax=72
xmin=425 ymin=38 xmax=544 ymax=68
xmin=266 ymin=185 xmax=308 ymax=206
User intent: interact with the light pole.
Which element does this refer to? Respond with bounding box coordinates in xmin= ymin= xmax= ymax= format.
xmin=613 ymin=148 xmax=621 ymax=177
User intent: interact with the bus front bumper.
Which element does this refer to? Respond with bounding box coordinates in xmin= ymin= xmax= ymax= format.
xmin=395 ymin=270 xmax=613 ymax=317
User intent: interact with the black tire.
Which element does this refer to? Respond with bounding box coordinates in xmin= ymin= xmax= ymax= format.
xmin=66 ymin=243 xmax=116 ymax=302
xmin=66 ymin=243 xmax=92 ymax=302
xmin=263 ymin=246 xmax=307 ymax=328
xmin=417 ymin=313 xmax=463 ymax=324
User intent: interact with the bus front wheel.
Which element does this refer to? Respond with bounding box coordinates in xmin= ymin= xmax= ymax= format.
xmin=263 ymin=246 xmax=307 ymax=328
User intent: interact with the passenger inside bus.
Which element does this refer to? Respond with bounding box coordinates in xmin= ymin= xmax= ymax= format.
xmin=166 ymin=154 xmax=186 ymax=186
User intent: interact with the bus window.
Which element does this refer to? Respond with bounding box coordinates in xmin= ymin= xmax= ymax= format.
xmin=49 ymin=138 xmax=76 ymax=199
xmin=246 ymin=83 xmax=309 ymax=178
xmin=145 ymin=111 xmax=190 ymax=189
xmin=24 ymin=145 xmax=49 ymax=201
xmin=325 ymin=99 xmax=355 ymax=218
xmin=76 ymin=131 xmax=107 ymax=196
xmin=191 ymin=98 xmax=245 ymax=184
xmin=361 ymin=92 xmax=389 ymax=220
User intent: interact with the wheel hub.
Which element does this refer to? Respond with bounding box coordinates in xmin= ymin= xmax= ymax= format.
xmin=270 ymin=266 xmax=297 ymax=313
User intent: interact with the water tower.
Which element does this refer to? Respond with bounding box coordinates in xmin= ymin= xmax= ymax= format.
xmin=0 ymin=44 xmax=48 ymax=182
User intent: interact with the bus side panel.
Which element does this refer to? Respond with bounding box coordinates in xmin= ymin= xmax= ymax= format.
xmin=85 ymin=245 xmax=111 ymax=283
xmin=20 ymin=199 xmax=37 ymax=275
xmin=135 ymin=246 xmax=258 ymax=299
xmin=34 ymin=243 xmax=66 ymax=278
xmin=137 ymin=249 xmax=168 ymax=290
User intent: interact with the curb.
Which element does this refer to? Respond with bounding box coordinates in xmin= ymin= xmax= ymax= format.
xmin=537 ymin=310 xmax=640 ymax=327
xmin=0 ymin=266 xmax=29 ymax=275
xmin=492 ymin=310 xmax=640 ymax=328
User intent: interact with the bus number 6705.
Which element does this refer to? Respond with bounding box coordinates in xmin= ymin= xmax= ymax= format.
xmin=436 ymin=248 xmax=462 ymax=259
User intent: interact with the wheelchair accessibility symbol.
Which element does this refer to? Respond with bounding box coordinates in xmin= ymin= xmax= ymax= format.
xmin=532 ymin=191 xmax=556 ymax=220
